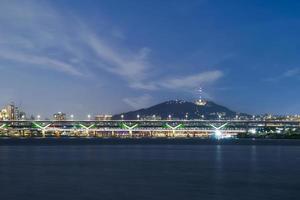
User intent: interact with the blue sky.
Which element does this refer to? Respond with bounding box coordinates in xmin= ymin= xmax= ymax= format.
xmin=0 ymin=0 xmax=300 ymax=118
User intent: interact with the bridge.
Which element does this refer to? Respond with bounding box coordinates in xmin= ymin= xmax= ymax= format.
xmin=0 ymin=119 xmax=299 ymax=138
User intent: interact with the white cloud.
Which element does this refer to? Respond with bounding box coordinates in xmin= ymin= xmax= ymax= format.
xmin=0 ymin=0 xmax=154 ymax=81
xmin=0 ymin=50 xmax=83 ymax=76
xmin=122 ymin=71 xmax=223 ymax=108
xmin=128 ymin=70 xmax=223 ymax=91
xmin=123 ymin=94 xmax=153 ymax=109
xmin=158 ymin=70 xmax=223 ymax=89
xmin=84 ymin=33 xmax=151 ymax=81
xmin=283 ymin=68 xmax=300 ymax=77
xmin=265 ymin=68 xmax=300 ymax=82
xmin=0 ymin=0 xmax=223 ymax=93
xmin=0 ymin=0 xmax=89 ymax=77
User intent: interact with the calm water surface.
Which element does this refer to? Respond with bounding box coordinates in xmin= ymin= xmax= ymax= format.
xmin=0 ymin=139 xmax=299 ymax=200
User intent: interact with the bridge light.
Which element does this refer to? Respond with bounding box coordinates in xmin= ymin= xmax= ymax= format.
xmin=215 ymin=130 xmax=222 ymax=139
xmin=168 ymin=115 xmax=172 ymax=120
xmin=87 ymin=114 xmax=91 ymax=120
xmin=249 ymin=129 xmax=256 ymax=134
xmin=121 ymin=114 xmax=124 ymax=120
xmin=152 ymin=115 xmax=156 ymax=119
xmin=37 ymin=115 xmax=41 ymax=120
xmin=137 ymin=114 xmax=140 ymax=120
xmin=70 ymin=114 xmax=74 ymax=120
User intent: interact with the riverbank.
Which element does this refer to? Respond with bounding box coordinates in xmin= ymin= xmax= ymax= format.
xmin=0 ymin=137 xmax=300 ymax=145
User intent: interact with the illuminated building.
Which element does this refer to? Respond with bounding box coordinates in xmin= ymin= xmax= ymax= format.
xmin=95 ymin=114 xmax=113 ymax=121
xmin=0 ymin=103 xmax=20 ymax=120
xmin=0 ymin=108 xmax=8 ymax=120
xmin=53 ymin=112 xmax=67 ymax=121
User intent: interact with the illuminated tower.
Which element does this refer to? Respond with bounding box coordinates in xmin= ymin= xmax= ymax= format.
xmin=195 ymin=87 xmax=207 ymax=106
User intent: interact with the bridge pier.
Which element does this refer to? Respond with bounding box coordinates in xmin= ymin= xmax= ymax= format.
xmin=42 ymin=130 xmax=46 ymax=138
xmin=172 ymin=130 xmax=176 ymax=137
xmin=55 ymin=131 xmax=60 ymax=137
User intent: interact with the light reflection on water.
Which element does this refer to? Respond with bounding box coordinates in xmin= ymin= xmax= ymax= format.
xmin=0 ymin=142 xmax=299 ymax=200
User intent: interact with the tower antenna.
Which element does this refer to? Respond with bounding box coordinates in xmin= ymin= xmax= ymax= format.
xmin=198 ymin=87 xmax=203 ymax=101
xmin=195 ymin=87 xmax=207 ymax=106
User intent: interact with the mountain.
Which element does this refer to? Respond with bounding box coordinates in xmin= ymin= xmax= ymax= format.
xmin=113 ymin=100 xmax=250 ymax=120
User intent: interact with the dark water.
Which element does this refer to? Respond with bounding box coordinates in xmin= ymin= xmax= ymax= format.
xmin=0 ymin=139 xmax=300 ymax=200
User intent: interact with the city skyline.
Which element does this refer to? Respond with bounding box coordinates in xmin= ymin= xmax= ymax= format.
xmin=1 ymin=0 xmax=300 ymax=117
xmin=1 ymin=99 xmax=299 ymax=121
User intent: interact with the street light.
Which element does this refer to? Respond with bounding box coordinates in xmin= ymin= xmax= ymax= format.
xmin=87 ymin=114 xmax=91 ymax=120
xmin=70 ymin=114 xmax=74 ymax=120
xmin=121 ymin=114 xmax=124 ymax=120
xmin=37 ymin=115 xmax=41 ymax=121
xmin=152 ymin=115 xmax=156 ymax=120
xmin=168 ymin=114 xmax=172 ymax=120
xmin=137 ymin=114 xmax=140 ymax=120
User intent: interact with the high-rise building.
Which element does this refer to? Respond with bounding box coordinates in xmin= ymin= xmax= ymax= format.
xmin=0 ymin=103 xmax=22 ymax=120
xmin=6 ymin=104 xmax=15 ymax=120
xmin=53 ymin=112 xmax=67 ymax=121
xmin=0 ymin=108 xmax=8 ymax=120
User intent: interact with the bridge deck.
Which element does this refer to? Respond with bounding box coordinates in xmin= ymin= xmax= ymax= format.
xmin=0 ymin=120 xmax=298 ymax=138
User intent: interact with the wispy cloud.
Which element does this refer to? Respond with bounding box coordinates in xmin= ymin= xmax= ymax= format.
xmin=122 ymin=70 xmax=223 ymax=109
xmin=0 ymin=0 xmax=223 ymax=88
xmin=0 ymin=0 xmax=224 ymax=111
xmin=0 ymin=49 xmax=83 ymax=76
xmin=0 ymin=0 xmax=89 ymax=77
xmin=158 ymin=70 xmax=223 ymax=89
xmin=0 ymin=0 xmax=154 ymax=81
xmin=123 ymin=94 xmax=153 ymax=110
xmin=129 ymin=70 xmax=223 ymax=91
xmin=84 ymin=32 xmax=151 ymax=83
xmin=265 ymin=68 xmax=300 ymax=82
xmin=283 ymin=68 xmax=300 ymax=78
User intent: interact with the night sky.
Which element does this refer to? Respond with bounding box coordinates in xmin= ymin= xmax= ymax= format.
xmin=0 ymin=0 xmax=300 ymax=118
